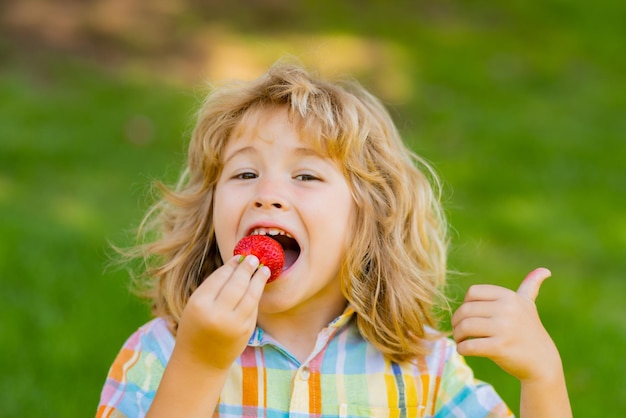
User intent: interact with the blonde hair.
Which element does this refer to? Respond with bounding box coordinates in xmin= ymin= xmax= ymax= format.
xmin=127 ymin=61 xmax=449 ymax=363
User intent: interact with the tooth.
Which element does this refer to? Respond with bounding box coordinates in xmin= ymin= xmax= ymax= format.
xmin=249 ymin=227 xmax=292 ymax=238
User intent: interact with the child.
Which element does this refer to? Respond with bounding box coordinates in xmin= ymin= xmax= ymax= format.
xmin=97 ymin=61 xmax=571 ymax=417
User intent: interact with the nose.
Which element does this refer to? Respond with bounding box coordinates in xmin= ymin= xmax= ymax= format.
xmin=253 ymin=176 xmax=288 ymax=210
xmin=254 ymin=201 xmax=283 ymax=209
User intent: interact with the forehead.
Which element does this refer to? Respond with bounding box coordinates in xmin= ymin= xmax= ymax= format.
xmin=227 ymin=104 xmax=330 ymax=155
xmin=230 ymin=105 xmax=291 ymax=143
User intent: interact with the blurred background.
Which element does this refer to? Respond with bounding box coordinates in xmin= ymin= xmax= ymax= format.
xmin=1 ymin=0 xmax=624 ymax=416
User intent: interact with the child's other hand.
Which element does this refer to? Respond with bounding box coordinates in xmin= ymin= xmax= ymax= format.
xmin=451 ymin=268 xmax=562 ymax=383
xmin=173 ymin=255 xmax=270 ymax=371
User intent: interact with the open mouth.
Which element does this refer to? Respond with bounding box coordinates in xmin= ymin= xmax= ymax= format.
xmin=270 ymin=234 xmax=300 ymax=270
xmin=249 ymin=228 xmax=301 ymax=270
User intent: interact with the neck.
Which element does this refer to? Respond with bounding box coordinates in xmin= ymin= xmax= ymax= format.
xmin=257 ymin=301 xmax=347 ymax=363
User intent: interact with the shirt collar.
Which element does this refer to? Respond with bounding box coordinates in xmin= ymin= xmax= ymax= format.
xmin=247 ymin=305 xmax=356 ymax=347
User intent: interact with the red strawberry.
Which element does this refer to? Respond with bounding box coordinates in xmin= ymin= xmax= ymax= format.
xmin=233 ymin=235 xmax=285 ymax=283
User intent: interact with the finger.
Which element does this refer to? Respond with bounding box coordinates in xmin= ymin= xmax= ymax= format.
xmin=452 ymin=317 xmax=495 ymax=344
xmin=456 ymin=335 xmax=501 ymax=358
xmin=463 ymin=284 xmax=511 ymax=303
xmin=451 ymin=301 xmax=496 ymax=329
xmin=235 ymin=265 xmax=270 ymax=316
xmin=195 ymin=255 xmax=241 ymax=296
xmin=516 ymin=267 xmax=551 ymax=302
xmin=215 ymin=255 xmax=260 ymax=308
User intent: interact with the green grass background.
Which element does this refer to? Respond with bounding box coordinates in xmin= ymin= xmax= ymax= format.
xmin=1 ymin=1 xmax=625 ymax=416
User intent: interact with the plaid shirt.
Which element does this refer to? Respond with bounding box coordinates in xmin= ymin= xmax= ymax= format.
xmin=97 ymin=307 xmax=513 ymax=417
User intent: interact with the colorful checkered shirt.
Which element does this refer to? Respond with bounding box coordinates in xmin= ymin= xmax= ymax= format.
xmin=97 ymin=307 xmax=513 ymax=417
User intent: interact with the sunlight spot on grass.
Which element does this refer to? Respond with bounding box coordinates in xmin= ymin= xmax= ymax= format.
xmin=196 ymin=26 xmax=414 ymax=103
xmin=0 ymin=175 xmax=15 ymax=203
xmin=51 ymin=195 xmax=101 ymax=233
xmin=496 ymin=195 xmax=546 ymax=225
xmin=610 ymin=213 xmax=626 ymax=249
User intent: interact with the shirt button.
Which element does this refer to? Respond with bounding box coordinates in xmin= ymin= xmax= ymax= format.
xmin=300 ymin=368 xmax=311 ymax=381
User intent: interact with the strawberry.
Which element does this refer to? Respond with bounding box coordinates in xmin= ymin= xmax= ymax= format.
xmin=233 ymin=235 xmax=285 ymax=283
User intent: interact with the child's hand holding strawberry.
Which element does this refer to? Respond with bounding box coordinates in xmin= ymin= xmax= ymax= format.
xmin=148 ymin=256 xmax=267 ymax=416
xmin=147 ymin=236 xmax=284 ymax=417
xmin=175 ymin=254 xmax=271 ymax=370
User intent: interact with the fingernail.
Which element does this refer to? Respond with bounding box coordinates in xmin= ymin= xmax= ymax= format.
xmin=259 ymin=265 xmax=271 ymax=277
xmin=247 ymin=255 xmax=260 ymax=268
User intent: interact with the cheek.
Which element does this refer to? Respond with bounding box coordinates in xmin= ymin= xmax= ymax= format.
xmin=212 ymin=186 xmax=241 ymax=258
xmin=313 ymin=193 xmax=356 ymax=257
xmin=337 ymin=200 xmax=357 ymax=251
xmin=334 ymin=182 xmax=357 ymax=231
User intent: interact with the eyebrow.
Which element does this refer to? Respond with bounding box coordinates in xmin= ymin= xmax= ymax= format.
xmin=293 ymin=146 xmax=324 ymax=158
xmin=223 ymin=145 xmax=324 ymax=165
xmin=223 ymin=146 xmax=255 ymax=165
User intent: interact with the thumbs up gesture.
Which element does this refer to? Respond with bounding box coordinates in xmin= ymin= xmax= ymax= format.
xmin=451 ymin=268 xmax=561 ymax=381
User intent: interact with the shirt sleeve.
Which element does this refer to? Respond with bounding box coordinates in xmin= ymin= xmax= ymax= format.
xmin=433 ymin=338 xmax=514 ymax=418
xmin=96 ymin=318 xmax=174 ymax=418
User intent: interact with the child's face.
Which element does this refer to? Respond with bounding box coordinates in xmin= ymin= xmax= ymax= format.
xmin=213 ymin=106 xmax=355 ymax=319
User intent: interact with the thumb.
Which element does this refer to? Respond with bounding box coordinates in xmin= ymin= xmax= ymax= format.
xmin=517 ymin=267 xmax=552 ymax=302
